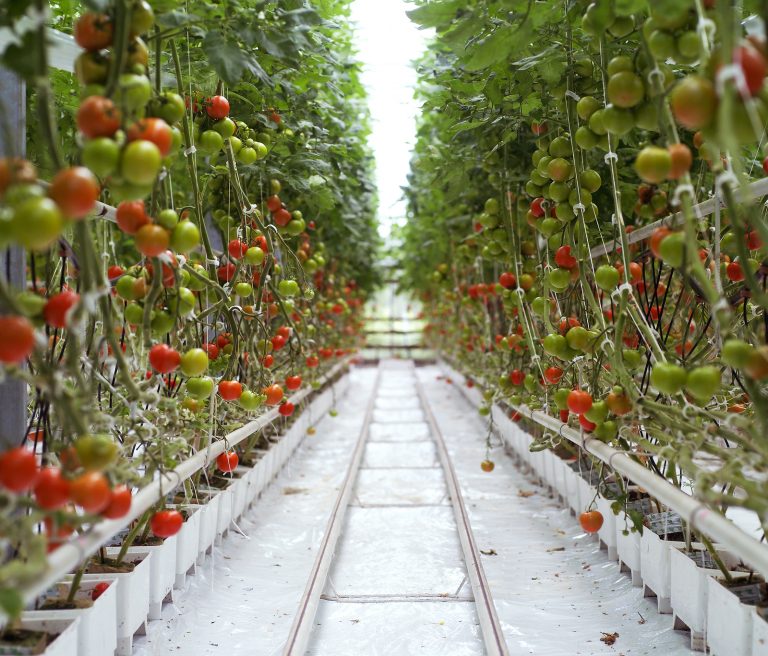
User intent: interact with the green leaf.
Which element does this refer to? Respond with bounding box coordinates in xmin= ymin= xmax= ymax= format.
xmin=202 ymin=30 xmax=270 ymax=86
xmin=464 ymin=26 xmax=517 ymax=72
xmin=0 ymin=588 xmax=23 ymax=620
xmin=406 ymin=0 xmax=463 ymax=29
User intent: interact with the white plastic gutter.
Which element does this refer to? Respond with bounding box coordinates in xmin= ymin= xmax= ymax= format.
xmin=441 ymin=360 xmax=768 ymax=581
xmin=589 ymin=176 xmax=768 ymax=258
xmin=3 ymin=357 xmax=351 ymax=621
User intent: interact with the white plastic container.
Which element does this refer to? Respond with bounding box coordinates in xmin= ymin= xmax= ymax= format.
xmin=752 ymin=608 xmax=768 ymax=654
xmin=196 ymin=492 xmax=221 ymax=563
xmin=707 ymin=575 xmax=761 ymax=656
xmin=110 ymin=539 xmax=175 ymax=621
xmin=615 ymin=512 xmax=642 ymax=587
xmin=14 ymin=614 xmax=80 ymax=656
xmin=77 ymin=549 xmax=152 ymax=656
xmin=26 ymin=577 xmax=118 ymax=656
xmin=595 ymin=495 xmax=618 ymax=561
xmin=670 ymin=546 xmax=741 ymax=651
xmin=170 ymin=504 xmax=201 ymax=590
xmin=640 ymin=532 xmax=694 ymax=614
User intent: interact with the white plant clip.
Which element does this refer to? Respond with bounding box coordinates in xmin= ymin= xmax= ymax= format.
xmin=716 ymin=62 xmax=748 ymax=96
xmin=647 ymin=67 xmax=666 ymax=86
xmin=206 ymin=257 xmax=220 ymax=266
xmin=611 ymin=282 xmax=633 ymax=301
xmin=603 ymin=151 xmax=618 ymax=165
xmin=565 ymin=89 xmax=581 ymax=101
xmin=671 ymin=183 xmax=695 ymax=208
xmin=572 ymin=202 xmax=586 ymax=212
xmin=184 ymin=145 xmax=197 ymax=157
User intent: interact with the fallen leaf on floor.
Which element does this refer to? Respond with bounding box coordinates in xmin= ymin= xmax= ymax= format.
xmin=480 ymin=549 xmax=497 ymax=556
xmin=600 ymin=632 xmax=619 ymax=646
xmin=546 ymin=547 xmax=565 ymax=552
xmin=282 ymin=487 xmax=307 ymax=495
xmin=350 ymin=619 xmax=359 ymax=624
xmin=637 ymin=612 xmax=646 ymax=625
xmin=518 ymin=490 xmax=535 ymax=498
xmin=556 ymin=529 xmax=566 ymax=536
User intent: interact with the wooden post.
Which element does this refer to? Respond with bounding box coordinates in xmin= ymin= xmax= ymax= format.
xmin=0 ymin=67 xmax=28 ymax=449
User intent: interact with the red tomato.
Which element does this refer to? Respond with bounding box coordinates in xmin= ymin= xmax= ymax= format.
xmin=509 ymin=369 xmax=525 ymax=386
xmin=91 ymin=582 xmax=111 ymax=601
xmin=44 ymin=290 xmax=80 ymax=329
xmin=264 ymin=384 xmax=283 ymax=405
xmin=733 ymin=45 xmax=767 ymax=96
xmin=544 ymin=366 xmax=563 ymax=385
xmin=276 ymin=325 xmax=291 ymax=339
xmin=49 ymin=166 xmax=100 ymax=219
xmin=554 ymin=245 xmax=577 ymax=269
xmin=273 ymin=208 xmax=292 ymax=227
xmin=77 ymin=96 xmax=120 ymax=138
xmin=201 ymin=342 xmax=219 ymax=360
xmin=0 ymin=315 xmax=35 ymax=364
xmin=206 ymin=95 xmax=230 ymax=119
xmin=135 ymin=224 xmax=170 ymax=257
xmin=150 ymin=509 xmax=183 ymax=538
xmin=727 ymin=261 xmax=745 ymax=282
xmin=262 ymin=354 xmax=274 ymax=368
xmin=271 ymin=334 xmax=286 ymax=351
xmin=266 ymin=195 xmax=282 ymax=213
xmin=228 ymin=239 xmax=248 ymax=259
xmin=127 ymin=117 xmax=173 ymax=156
xmin=149 ymin=343 xmax=181 ymax=374
xmin=217 ymin=263 xmax=236 ymax=282
xmin=102 ymin=484 xmax=132 ymax=519
xmin=579 ymin=510 xmax=604 ymax=533
xmin=216 ymin=451 xmax=238 ymax=473
xmin=567 ymin=389 xmax=593 ymax=415
xmin=107 ymin=265 xmax=125 ymax=279
xmin=578 ymin=414 xmax=596 ymax=432
xmin=285 ymin=375 xmax=302 ymax=390
xmin=70 ymin=471 xmax=111 ymax=513
xmin=115 ymin=200 xmax=150 ymax=234
xmin=499 ymin=272 xmax=517 ymax=289
xmin=33 ymin=467 xmax=70 ymax=509
xmin=74 ymin=13 xmax=113 ymax=50
xmin=306 ymin=355 xmax=319 ymax=368
xmin=218 ymin=380 xmax=243 ymax=401
xmin=0 ymin=447 xmax=38 ymax=492
xmin=279 ymin=402 xmax=295 ymax=417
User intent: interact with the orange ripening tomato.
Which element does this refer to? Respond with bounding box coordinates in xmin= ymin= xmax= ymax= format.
xmin=579 ymin=510 xmax=604 ymax=533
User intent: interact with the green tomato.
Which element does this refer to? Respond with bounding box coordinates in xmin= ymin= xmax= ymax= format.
xmin=115 ymin=73 xmax=152 ymax=112
xmin=121 ymin=140 xmax=162 ymax=186
xmin=554 ymin=387 xmax=570 ymax=410
xmin=151 ymin=309 xmax=174 ymax=335
xmin=622 ymin=349 xmax=643 ymax=370
xmin=180 ymin=348 xmax=209 ymax=376
xmin=186 ymin=263 xmax=208 ymax=291
xmin=286 ymin=219 xmax=305 ymax=237
xmin=722 ymin=339 xmax=754 ymax=368
xmin=245 ymin=246 xmax=264 ymax=266
xmin=239 ymin=390 xmax=265 ymax=411
xmin=658 ymin=231 xmax=686 ymax=268
xmin=524 ymin=374 xmax=538 ymax=392
xmin=116 ymin=275 xmax=140 ymax=300
xmin=15 ymin=291 xmax=46 ymax=317
xmin=234 ymin=282 xmax=253 ymax=297
xmin=82 ymin=137 xmax=120 ymax=178
xmin=278 ymin=279 xmax=300 ymax=297
xmin=124 ymin=302 xmax=144 ymax=325
xmin=213 ymin=118 xmax=236 ymax=138
xmin=198 ymin=130 xmax=224 ymax=154
xmin=157 ymin=209 xmax=179 ymax=230
xmin=169 ymin=287 xmax=195 ymax=315
xmin=151 ymin=91 xmax=185 ymax=124
xmin=543 ymin=333 xmax=567 ymax=357
xmin=565 ymin=326 xmax=590 ymax=351
xmin=171 ymin=220 xmax=201 ymax=253
xmin=650 ymin=361 xmax=687 ymax=395
xmin=685 ymin=365 xmax=721 ymax=401
xmin=186 ymin=376 xmax=214 ymax=400
xmin=12 ymin=197 xmax=63 ymax=252
xmin=237 ymin=147 xmax=258 ymax=165
xmin=75 ymin=434 xmax=118 ymax=471
xmin=595 ymin=264 xmax=620 ymax=291
xmin=531 ymin=296 xmax=550 ymax=317
xmin=584 ymin=400 xmax=608 ymax=424
xmin=548 ymin=268 xmax=571 ymax=292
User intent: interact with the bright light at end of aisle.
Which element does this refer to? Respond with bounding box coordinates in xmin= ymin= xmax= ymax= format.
xmin=349 ymin=0 xmax=433 ymax=241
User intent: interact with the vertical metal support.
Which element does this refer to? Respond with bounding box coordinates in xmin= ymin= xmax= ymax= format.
xmin=0 ymin=67 xmax=28 ymax=449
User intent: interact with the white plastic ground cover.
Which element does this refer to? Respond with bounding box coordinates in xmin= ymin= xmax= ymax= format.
xmin=131 ymin=367 xmax=377 ymax=656
xmin=416 ymin=366 xmax=694 ymax=656
xmin=308 ymin=361 xmax=485 ymax=656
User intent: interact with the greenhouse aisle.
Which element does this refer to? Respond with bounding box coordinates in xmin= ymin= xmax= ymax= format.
xmin=132 ymin=360 xmax=698 ymax=656
xmin=132 ymin=368 xmax=378 ymax=656
xmin=304 ymin=360 xmax=485 ymax=655
xmin=415 ymin=365 xmax=694 ymax=656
